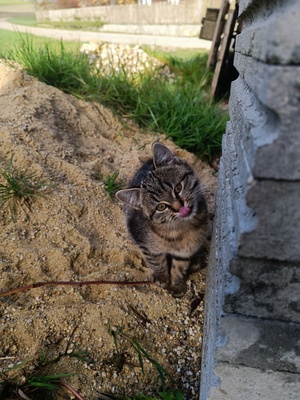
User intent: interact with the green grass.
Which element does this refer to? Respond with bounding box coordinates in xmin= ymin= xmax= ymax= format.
xmin=101 ymin=172 xmax=122 ymax=198
xmin=1 ymin=352 xmax=85 ymax=399
xmin=9 ymin=14 xmax=37 ymax=26
xmin=0 ymin=29 xmax=80 ymax=56
xmin=0 ymin=157 xmax=53 ymax=217
xmin=27 ymin=373 xmax=75 ymax=390
xmin=5 ymin=36 xmax=92 ymax=93
xmin=0 ymin=0 xmax=32 ymax=4
xmin=106 ymin=326 xmax=185 ymax=400
xmin=6 ymin=16 xmax=104 ymax=30
xmin=38 ymin=19 xmax=104 ymax=30
xmin=2 ymin=33 xmax=227 ymax=161
xmin=143 ymin=45 xmax=205 ymax=63
xmin=167 ymin=53 xmax=212 ymax=89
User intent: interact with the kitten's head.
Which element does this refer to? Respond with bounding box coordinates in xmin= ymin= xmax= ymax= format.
xmin=116 ymin=142 xmax=205 ymax=225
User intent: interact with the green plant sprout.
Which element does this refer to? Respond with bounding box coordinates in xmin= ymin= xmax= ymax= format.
xmin=0 ymin=157 xmax=52 ymax=217
xmin=101 ymin=171 xmax=122 ymax=198
xmin=1 ymin=351 xmax=86 ymax=399
xmin=103 ymin=325 xmax=184 ymax=400
xmin=27 ymin=372 xmax=75 ymax=390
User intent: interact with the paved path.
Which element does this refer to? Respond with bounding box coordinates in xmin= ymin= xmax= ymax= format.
xmin=0 ymin=19 xmax=212 ymax=50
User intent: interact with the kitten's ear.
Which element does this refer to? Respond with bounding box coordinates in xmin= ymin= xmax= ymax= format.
xmin=152 ymin=142 xmax=178 ymax=168
xmin=115 ymin=188 xmax=141 ymax=210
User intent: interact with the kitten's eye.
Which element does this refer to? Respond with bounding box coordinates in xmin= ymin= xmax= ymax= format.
xmin=156 ymin=203 xmax=167 ymax=211
xmin=174 ymin=183 xmax=182 ymax=194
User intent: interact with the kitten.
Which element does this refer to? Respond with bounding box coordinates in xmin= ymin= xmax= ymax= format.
xmin=116 ymin=142 xmax=209 ymax=297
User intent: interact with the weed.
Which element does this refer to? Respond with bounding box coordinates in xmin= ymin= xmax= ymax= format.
xmin=0 ymin=157 xmax=52 ymax=217
xmin=1 ymin=351 xmax=85 ymax=399
xmin=101 ymin=172 xmax=122 ymax=198
xmin=27 ymin=372 xmax=75 ymax=390
xmin=106 ymin=326 xmax=185 ymax=400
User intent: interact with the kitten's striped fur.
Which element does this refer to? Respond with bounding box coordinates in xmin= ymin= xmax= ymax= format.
xmin=116 ymin=142 xmax=209 ymax=297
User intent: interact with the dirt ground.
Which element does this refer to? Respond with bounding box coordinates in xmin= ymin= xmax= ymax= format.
xmin=0 ymin=61 xmax=217 ymax=399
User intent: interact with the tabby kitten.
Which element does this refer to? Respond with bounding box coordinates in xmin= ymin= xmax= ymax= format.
xmin=116 ymin=142 xmax=209 ymax=297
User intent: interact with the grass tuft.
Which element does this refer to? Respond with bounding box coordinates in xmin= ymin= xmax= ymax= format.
xmin=0 ymin=157 xmax=52 ymax=217
xmin=100 ymin=171 xmax=122 ymax=198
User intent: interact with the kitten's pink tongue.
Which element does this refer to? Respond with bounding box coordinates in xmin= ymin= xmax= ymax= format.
xmin=179 ymin=206 xmax=191 ymax=218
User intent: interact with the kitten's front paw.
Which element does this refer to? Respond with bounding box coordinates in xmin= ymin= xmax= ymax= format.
xmin=152 ymin=272 xmax=169 ymax=289
xmin=169 ymin=283 xmax=187 ymax=298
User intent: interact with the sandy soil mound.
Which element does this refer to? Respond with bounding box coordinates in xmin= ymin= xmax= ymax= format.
xmin=0 ymin=62 xmax=217 ymax=399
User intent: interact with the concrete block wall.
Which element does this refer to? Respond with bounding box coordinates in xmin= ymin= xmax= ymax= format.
xmin=200 ymin=0 xmax=300 ymax=399
xmin=36 ymin=0 xmax=218 ymax=37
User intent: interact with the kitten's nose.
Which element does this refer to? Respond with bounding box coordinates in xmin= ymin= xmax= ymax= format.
xmin=172 ymin=200 xmax=182 ymax=212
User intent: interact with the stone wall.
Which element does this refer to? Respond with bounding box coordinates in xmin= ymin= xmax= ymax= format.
xmin=36 ymin=0 xmax=222 ymax=37
xmin=200 ymin=0 xmax=300 ymax=399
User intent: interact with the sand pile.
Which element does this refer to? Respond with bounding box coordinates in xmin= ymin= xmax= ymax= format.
xmin=0 ymin=61 xmax=216 ymax=399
